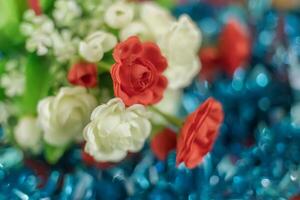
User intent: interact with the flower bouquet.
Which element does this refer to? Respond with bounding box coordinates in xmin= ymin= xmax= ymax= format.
xmin=1 ymin=0 xmax=222 ymax=170
xmin=0 ymin=0 xmax=300 ymax=199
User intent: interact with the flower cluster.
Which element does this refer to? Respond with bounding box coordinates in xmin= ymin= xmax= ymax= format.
xmin=0 ymin=0 xmax=223 ymax=168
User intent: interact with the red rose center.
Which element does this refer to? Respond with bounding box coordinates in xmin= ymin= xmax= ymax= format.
xmin=131 ymin=64 xmax=154 ymax=91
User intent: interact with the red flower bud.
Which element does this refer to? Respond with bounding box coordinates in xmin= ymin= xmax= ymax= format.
xmin=68 ymin=62 xmax=98 ymax=88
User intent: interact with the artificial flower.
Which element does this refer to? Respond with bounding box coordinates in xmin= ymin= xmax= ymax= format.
xmin=21 ymin=10 xmax=55 ymax=56
xmin=82 ymin=151 xmax=116 ymax=169
xmin=68 ymin=62 xmax=98 ymax=88
xmin=140 ymin=2 xmax=174 ymax=39
xmin=14 ymin=116 xmax=42 ymax=153
xmin=37 ymin=87 xmax=97 ymax=146
xmin=176 ymin=98 xmax=224 ymax=169
xmin=51 ymin=30 xmax=79 ymax=63
xmin=53 ymin=0 xmax=82 ymax=27
xmin=151 ymin=128 xmax=177 ymax=160
xmin=104 ymin=1 xmax=134 ymax=29
xmin=219 ymin=19 xmax=250 ymax=76
xmin=79 ymin=31 xmax=117 ymax=63
xmin=159 ymin=15 xmax=202 ymax=89
xmin=111 ymin=36 xmax=168 ymax=106
xmin=83 ymin=98 xmax=151 ymax=162
xmin=1 ymin=71 xmax=25 ymax=97
xmin=120 ymin=21 xmax=151 ymax=41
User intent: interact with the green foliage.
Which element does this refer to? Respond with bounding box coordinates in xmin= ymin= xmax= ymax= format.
xmin=0 ymin=0 xmax=26 ymax=52
xmin=44 ymin=143 xmax=67 ymax=164
xmin=21 ymin=54 xmax=51 ymax=115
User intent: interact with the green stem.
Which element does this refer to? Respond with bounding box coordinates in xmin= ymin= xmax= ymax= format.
xmin=98 ymin=61 xmax=112 ymax=72
xmin=150 ymin=106 xmax=183 ymax=128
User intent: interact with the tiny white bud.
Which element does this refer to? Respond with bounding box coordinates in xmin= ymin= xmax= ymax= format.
xmin=79 ymin=31 xmax=117 ymax=63
xmin=104 ymin=2 xmax=134 ymax=29
xmin=15 ymin=116 xmax=42 ymax=153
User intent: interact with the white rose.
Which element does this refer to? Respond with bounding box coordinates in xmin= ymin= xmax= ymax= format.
xmin=38 ymin=87 xmax=97 ymax=146
xmin=159 ymin=15 xmax=202 ymax=89
xmin=79 ymin=31 xmax=117 ymax=63
xmin=140 ymin=2 xmax=174 ymax=39
xmin=119 ymin=21 xmax=151 ymax=41
xmin=14 ymin=116 xmax=42 ymax=153
xmin=83 ymin=98 xmax=151 ymax=162
xmin=104 ymin=1 xmax=134 ymax=29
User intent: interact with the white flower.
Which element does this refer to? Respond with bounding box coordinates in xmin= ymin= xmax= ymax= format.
xmin=83 ymin=98 xmax=151 ymax=162
xmin=140 ymin=2 xmax=174 ymax=39
xmin=52 ymin=30 xmax=79 ymax=63
xmin=104 ymin=1 xmax=134 ymax=29
xmin=37 ymin=87 xmax=97 ymax=146
xmin=21 ymin=10 xmax=55 ymax=56
xmin=159 ymin=15 xmax=202 ymax=89
xmin=119 ymin=21 xmax=151 ymax=41
xmin=79 ymin=31 xmax=117 ymax=62
xmin=14 ymin=116 xmax=42 ymax=153
xmin=1 ymin=71 xmax=25 ymax=97
xmin=53 ymin=0 xmax=82 ymax=27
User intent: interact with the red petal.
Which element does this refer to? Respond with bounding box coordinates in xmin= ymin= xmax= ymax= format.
xmin=176 ymin=98 xmax=224 ymax=169
xmin=142 ymin=42 xmax=168 ymax=73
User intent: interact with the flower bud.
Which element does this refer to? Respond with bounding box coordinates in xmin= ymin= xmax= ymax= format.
xmin=104 ymin=1 xmax=134 ymax=29
xmin=79 ymin=31 xmax=117 ymax=62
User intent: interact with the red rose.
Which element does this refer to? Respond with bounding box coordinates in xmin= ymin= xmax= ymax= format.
xmin=176 ymin=98 xmax=224 ymax=169
xmin=111 ymin=36 xmax=168 ymax=106
xmin=219 ymin=19 xmax=251 ymax=76
xmin=151 ymin=128 xmax=177 ymax=161
xmin=68 ymin=62 xmax=98 ymax=88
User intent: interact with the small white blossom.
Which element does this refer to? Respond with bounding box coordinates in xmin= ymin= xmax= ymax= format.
xmin=140 ymin=2 xmax=174 ymax=39
xmin=84 ymin=98 xmax=151 ymax=162
xmin=104 ymin=1 xmax=134 ymax=29
xmin=159 ymin=15 xmax=202 ymax=89
xmin=79 ymin=31 xmax=117 ymax=62
xmin=37 ymin=87 xmax=97 ymax=146
xmin=52 ymin=30 xmax=79 ymax=63
xmin=14 ymin=116 xmax=42 ymax=153
xmin=53 ymin=0 xmax=82 ymax=27
xmin=120 ymin=21 xmax=151 ymax=41
xmin=21 ymin=10 xmax=55 ymax=56
xmin=1 ymin=71 xmax=25 ymax=97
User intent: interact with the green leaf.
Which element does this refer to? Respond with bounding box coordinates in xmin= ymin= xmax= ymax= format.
xmin=41 ymin=0 xmax=55 ymax=13
xmin=0 ymin=0 xmax=26 ymax=52
xmin=44 ymin=143 xmax=67 ymax=164
xmin=21 ymin=54 xmax=51 ymax=115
